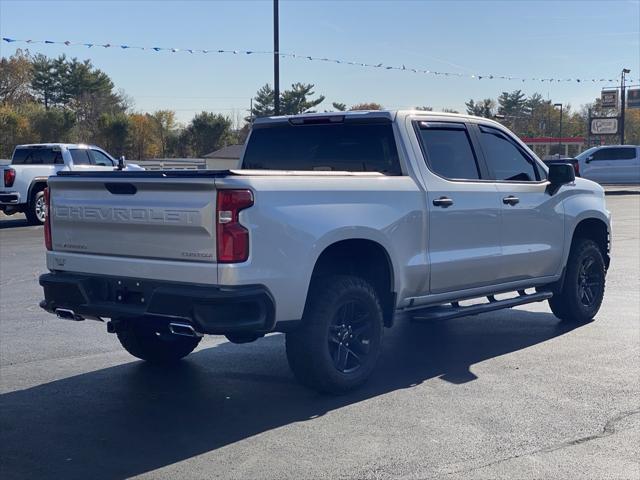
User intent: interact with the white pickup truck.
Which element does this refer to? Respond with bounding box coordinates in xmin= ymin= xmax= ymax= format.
xmin=39 ymin=111 xmax=611 ymax=393
xmin=0 ymin=143 xmax=141 ymax=224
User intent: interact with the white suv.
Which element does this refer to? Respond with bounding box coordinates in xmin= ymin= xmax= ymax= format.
xmin=576 ymin=145 xmax=640 ymax=184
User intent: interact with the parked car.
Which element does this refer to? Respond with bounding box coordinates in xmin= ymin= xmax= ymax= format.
xmin=39 ymin=111 xmax=610 ymax=393
xmin=0 ymin=144 xmax=142 ymax=224
xmin=575 ymin=145 xmax=640 ymax=184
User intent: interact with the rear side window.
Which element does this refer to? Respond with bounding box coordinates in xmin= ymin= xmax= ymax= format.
xmin=242 ymin=122 xmax=401 ymax=175
xmin=12 ymin=148 xmax=63 ymax=165
xmin=416 ymin=124 xmax=480 ymax=180
xmin=599 ymin=148 xmax=636 ymax=160
xmin=479 ymin=127 xmax=539 ymax=181
xmin=69 ymin=149 xmax=91 ymax=165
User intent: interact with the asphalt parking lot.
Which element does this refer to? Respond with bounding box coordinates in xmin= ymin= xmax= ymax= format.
xmin=1 ymin=191 xmax=638 ymax=480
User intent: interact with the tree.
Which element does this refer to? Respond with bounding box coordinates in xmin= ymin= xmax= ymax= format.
xmin=97 ymin=113 xmax=130 ymax=155
xmin=441 ymin=108 xmax=459 ymax=114
xmin=250 ymin=84 xmax=275 ymax=118
xmin=250 ymin=83 xmax=325 ymax=119
xmin=332 ymin=102 xmax=347 ymax=111
xmin=0 ymin=49 xmax=33 ymax=106
xmin=415 ymin=106 xmax=433 ymax=111
xmin=31 ymin=54 xmax=59 ymax=110
xmin=350 ymin=102 xmax=383 ymax=110
xmin=128 ymin=114 xmax=160 ymax=160
xmin=149 ymin=110 xmax=176 ymax=157
xmin=465 ymin=98 xmax=495 ymax=118
xmin=185 ymin=112 xmax=233 ymax=157
xmin=497 ymin=90 xmax=528 ymax=117
xmin=28 ymin=106 xmax=75 ymax=142
xmin=0 ymin=105 xmax=31 ymax=157
xmin=280 ymin=83 xmax=325 ymax=115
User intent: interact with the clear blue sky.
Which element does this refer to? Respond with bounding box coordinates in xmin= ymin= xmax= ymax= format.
xmin=1 ymin=0 xmax=638 ymax=124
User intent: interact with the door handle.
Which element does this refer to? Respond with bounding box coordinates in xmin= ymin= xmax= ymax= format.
xmin=432 ymin=196 xmax=454 ymax=208
xmin=502 ymin=195 xmax=520 ymax=206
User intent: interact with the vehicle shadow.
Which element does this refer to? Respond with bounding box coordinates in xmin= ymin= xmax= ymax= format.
xmin=0 ymin=309 xmax=583 ymax=480
xmin=0 ymin=216 xmax=31 ymax=229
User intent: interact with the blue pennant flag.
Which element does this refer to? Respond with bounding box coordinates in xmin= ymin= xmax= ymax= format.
xmin=2 ymin=37 xmax=16 ymax=42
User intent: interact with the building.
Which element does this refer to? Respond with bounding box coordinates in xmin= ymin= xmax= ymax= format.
xmin=203 ymin=144 xmax=244 ymax=170
xmin=521 ymin=137 xmax=585 ymax=159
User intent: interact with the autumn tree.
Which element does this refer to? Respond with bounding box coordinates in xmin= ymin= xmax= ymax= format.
xmin=149 ymin=110 xmax=177 ymax=157
xmin=349 ymin=102 xmax=383 ymax=110
xmin=0 ymin=49 xmax=33 ymax=106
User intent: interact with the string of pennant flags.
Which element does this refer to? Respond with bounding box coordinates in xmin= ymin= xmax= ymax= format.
xmin=2 ymin=36 xmax=637 ymax=84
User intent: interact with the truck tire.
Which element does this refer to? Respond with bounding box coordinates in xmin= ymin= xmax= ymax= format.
xmin=25 ymin=189 xmax=46 ymax=225
xmin=285 ymin=275 xmax=383 ymax=394
xmin=548 ymin=238 xmax=606 ymax=323
xmin=117 ymin=322 xmax=201 ymax=363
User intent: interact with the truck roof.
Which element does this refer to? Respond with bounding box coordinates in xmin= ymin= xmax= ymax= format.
xmin=253 ymin=109 xmax=506 ymax=129
xmin=15 ymin=143 xmax=99 ymax=149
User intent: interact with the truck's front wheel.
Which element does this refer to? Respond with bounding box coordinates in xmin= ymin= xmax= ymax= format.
xmin=117 ymin=321 xmax=201 ymax=363
xmin=286 ymin=275 xmax=383 ymax=394
xmin=548 ymin=238 xmax=606 ymax=323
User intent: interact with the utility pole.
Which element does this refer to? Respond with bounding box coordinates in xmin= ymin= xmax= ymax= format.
xmin=273 ymin=0 xmax=280 ymax=116
xmin=620 ymin=68 xmax=630 ymax=144
xmin=554 ymin=103 xmax=563 ymax=156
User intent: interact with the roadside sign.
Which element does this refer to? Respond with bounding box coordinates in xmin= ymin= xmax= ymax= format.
xmin=628 ymin=88 xmax=640 ymax=109
xmin=601 ymin=90 xmax=618 ymax=109
xmin=590 ymin=117 xmax=618 ymax=135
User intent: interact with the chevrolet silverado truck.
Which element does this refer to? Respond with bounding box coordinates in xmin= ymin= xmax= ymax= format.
xmin=39 ymin=111 xmax=611 ymax=393
xmin=1 ymin=143 xmax=142 ymax=225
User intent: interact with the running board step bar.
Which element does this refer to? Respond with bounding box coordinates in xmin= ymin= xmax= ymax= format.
xmin=411 ymin=291 xmax=553 ymax=322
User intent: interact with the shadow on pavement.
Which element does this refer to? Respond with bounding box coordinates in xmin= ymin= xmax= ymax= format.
xmin=0 ymin=310 xmax=583 ymax=479
xmin=0 ymin=217 xmax=31 ymax=229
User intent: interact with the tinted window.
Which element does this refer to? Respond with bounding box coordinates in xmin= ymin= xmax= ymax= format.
xmin=12 ymin=147 xmax=63 ymax=165
xmin=601 ymin=147 xmax=636 ymax=160
xmin=69 ymin=149 xmax=91 ymax=165
xmin=417 ymin=126 xmax=480 ymax=180
xmin=479 ymin=127 xmax=538 ymax=181
xmin=90 ymin=150 xmax=114 ymax=166
xmin=243 ymin=122 xmax=401 ymax=174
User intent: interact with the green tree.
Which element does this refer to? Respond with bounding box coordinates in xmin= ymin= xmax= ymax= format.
xmin=280 ymin=83 xmax=325 ymax=114
xmin=97 ymin=113 xmax=130 ymax=155
xmin=31 ymin=54 xmax=59 ymax=109
xmin=250 ymin=83 xmax=325 ymax=118
xmin=465 ymin=98 xmax=495 ymax=118
xmin=185 ymin=112 xmax=233 ymax=157
xmin=332 ymin=102 xmax=347 ymax=111
xmin=415 ymin=106 xmax=433 ymax=111
xmin=28 ymin=106 xmax=75 ymax=142
xmin=497 ymin=90 xmax=528 ymax=117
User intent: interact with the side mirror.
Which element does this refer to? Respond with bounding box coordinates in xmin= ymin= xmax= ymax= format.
xmin=548 ymin=163 xmax=575 ymax=186
xmin=585 ymin=156 xmax=593 ymax=164
xmin=117 ymin=155 xmax=126 ymax=170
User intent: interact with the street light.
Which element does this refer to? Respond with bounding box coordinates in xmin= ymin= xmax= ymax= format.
xmin=620 ymin=68 xmax=630 ymax=144
xmin=554 ymin=103 xmax=563 ymax=156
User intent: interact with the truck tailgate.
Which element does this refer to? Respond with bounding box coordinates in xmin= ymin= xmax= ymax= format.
xmin=48 ymin=174 xmax=218 ymax=262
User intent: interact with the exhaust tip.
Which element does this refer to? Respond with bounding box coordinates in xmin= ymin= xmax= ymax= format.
xmin=55 ymin=308 xmax=83 ymax=321
xmin=168 ymin=322 xmax=203 ymax=338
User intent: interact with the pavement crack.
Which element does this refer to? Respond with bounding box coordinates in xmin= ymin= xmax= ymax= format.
xmin=439 ymin=408 xmax=640 ymax=478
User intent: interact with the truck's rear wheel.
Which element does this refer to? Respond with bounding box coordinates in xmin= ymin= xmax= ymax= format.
xmin=25 ymin=190 xmax=46 ymax=225
xmin=548 ymin=238 xmax=605 ymax=323
xmin=117 ymin=321 xmax=201 ymax=363
xmin=285 ymin=275 xmax=383 ymax=394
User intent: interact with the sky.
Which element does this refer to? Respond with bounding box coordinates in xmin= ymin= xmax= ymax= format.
xmin=1 ymin=0 xmax=639 ymax=124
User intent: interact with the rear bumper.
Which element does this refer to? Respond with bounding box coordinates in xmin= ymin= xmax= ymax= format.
xmin=39 ymin=272 xmax=276 ymax=335
xmin=0 ymin=192 xmax=20 ymax=204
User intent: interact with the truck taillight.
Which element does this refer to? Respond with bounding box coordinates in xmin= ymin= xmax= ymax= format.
xmin=44 ymin=187 xmax=52 ymax=251
xmin=216 ymin=189 xmax=254 ymax=263
xmin=4 ymin=168 xmax=16 ymax=188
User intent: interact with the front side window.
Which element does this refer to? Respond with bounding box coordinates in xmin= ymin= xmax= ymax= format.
xmin=69 ymin=149 xmax=91 ymax=165
xmin=416 ymin=125 xmax=480 ymax=180
xmin=479 ymin=127 xmax=539 ymax=181
xmin=90 ymin=150 xmax=115 ymax=166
